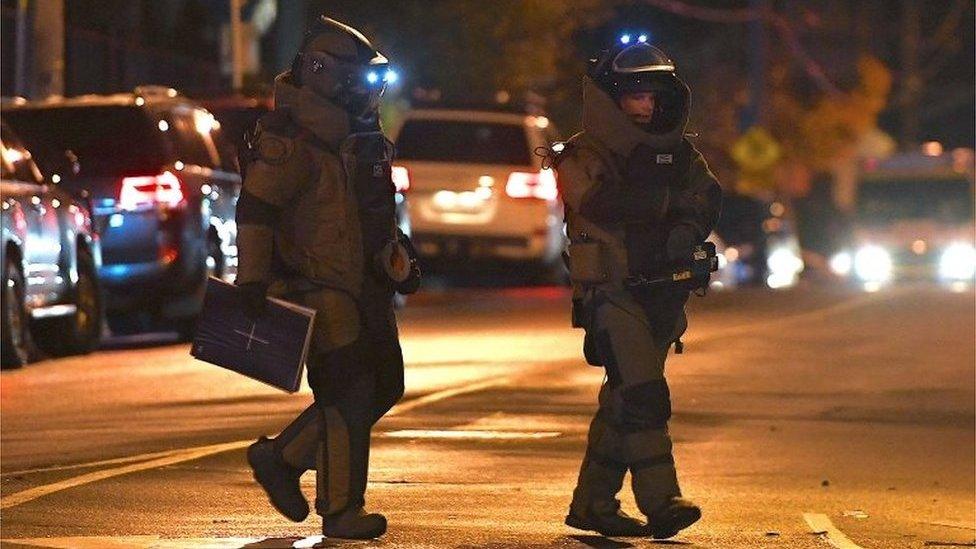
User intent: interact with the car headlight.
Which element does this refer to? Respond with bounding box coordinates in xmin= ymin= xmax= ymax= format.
xmin=829 ymin=252 xmax=852 ymax=276
xmin=853 ymin=245 xmax=892 ymax=282
xmin=766 ymin=246 xmax=804 ymax=289
xmin=767 ymin=247 xmax=804 ymax=276
xmin=939 ymin=242 xmax=976 ymax=280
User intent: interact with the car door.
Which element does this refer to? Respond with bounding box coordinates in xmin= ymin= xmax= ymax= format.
xmin=0 ymin=134 xmax=61 ymax=306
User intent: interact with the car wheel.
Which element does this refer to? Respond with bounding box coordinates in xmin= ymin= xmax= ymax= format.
xmin=107 ymin=311 xmax=152 ymax=336
xmin=1 ymin=257 xmax=33 ymax=369
xmin=35 ymin=249 xmax=103 ymax=356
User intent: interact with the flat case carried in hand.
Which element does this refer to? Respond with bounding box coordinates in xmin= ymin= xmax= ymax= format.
xmin=191 ymin=277 xmax=315 ymax=393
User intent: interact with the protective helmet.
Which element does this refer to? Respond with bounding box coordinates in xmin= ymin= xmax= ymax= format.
xmin=291 ymin=16 xmax=394 ymax=117
xmin=589 ymin=41 xmax=688 ymax=134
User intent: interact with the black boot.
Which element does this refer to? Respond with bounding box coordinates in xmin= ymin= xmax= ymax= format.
xmin=247 ymin=436 xmax=309 ymax=522
xmin=565 ymin=500 xmax=647 ymax=537
xmin=323 ymin=507 xmax=388 ymax=539
xmin=646 ymin=497 xmax=701 ymax=539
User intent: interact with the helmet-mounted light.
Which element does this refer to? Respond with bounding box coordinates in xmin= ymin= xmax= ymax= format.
xmin=620 ymin=34 xmax=631 ymax=45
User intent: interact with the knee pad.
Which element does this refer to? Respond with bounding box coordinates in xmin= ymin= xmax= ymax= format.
xmin=621 ymin=380 xmax=671 ymax=431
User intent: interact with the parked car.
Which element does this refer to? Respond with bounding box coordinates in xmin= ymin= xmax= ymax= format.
xmin=0 ymin=123 xmax=102 ymax=368
xmin=4 ymin=87 xmax=241 ymax=338
xmin=390 ymin=104 xmax=564 ymax=280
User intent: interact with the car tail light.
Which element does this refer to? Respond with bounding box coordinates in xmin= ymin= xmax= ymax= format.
xmin=505 ymin=169 xmax=558 ymax=201
xmin=118 ymin=171 xmax=185 ymax=211
xmin=391 ymin=165 xmax=410 ymax=193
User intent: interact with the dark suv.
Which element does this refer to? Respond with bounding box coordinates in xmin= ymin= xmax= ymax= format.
xmin=4 ymin=88 xmax=241 ymax=338
xmin=1 ymin=123 xmax=102 ymax=367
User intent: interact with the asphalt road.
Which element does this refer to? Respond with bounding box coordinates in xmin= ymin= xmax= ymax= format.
xmin=1 ymin=284 xmax=974 ymax=548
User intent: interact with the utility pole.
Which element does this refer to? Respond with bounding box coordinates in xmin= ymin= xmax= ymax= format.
xmin=14 ymin=0 xmax=29 ymax=96
xmin=900 ymin=0 xmax=921 ymax=149
xmin=743 ymin=0 xmax=768 ymax=130
xmin=31 ymin=0 xmax=64 ymax=98
xmin=230 ymin=0 xmax=244 ymax=91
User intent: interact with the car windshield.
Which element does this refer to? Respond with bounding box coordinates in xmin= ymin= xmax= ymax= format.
xmin=857 ymin=177 xmax=974 ymax=223
xmin=396 ymin=119 xmax=531 ymax=166
xmin=2 ymin=106 xmax=169 ymax=177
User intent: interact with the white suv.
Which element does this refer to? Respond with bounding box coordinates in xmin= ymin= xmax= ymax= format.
xmin=390 ymin=107 xmax=565 ymax=275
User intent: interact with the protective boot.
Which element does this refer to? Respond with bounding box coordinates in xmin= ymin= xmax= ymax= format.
xmin=646 ymin=497 xmax=701 ymax=539
xmin=565 ymin=495 xmax=647 ymax=537
xmin=323 ymin=506 xmax=388 ymax=539
xmin=246 ymin=436 xmax=309 ymax=522
xmin=566 ymin=415 xmax=646 ymax=537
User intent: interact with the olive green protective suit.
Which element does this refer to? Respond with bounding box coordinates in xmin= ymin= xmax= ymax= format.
xmin=555 ymin=76 xmax=721 ymax=519
xmin=236 ymin=71 xmax=403 ymax=518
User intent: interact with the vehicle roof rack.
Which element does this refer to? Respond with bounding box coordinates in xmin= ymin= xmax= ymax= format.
xmin=132 ymin=86 xmax=181 ymax=99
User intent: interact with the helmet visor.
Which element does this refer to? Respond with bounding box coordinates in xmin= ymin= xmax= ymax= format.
xmin=612 ymin=43 xmax=675 ymax=74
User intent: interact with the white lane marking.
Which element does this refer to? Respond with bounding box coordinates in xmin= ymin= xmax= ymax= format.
xmin=383 ymin=429 xmax=560 ymax=440
xmin=386 ymin=376 xmax=509 ymax=417
xmin=2 ymin=448 xmax=186 ymax=477
xmin=686 ymin=288 xmax=907 ymax=345
xmin=1 ymin=375 xmax=514 ymax=510
xmin=0 ymin=535 xmax=324 ymax=548
xmin=804 ymin=512 xmax=864 ymax=549
xmin=0 ymin=441 xmax=250 ymax=510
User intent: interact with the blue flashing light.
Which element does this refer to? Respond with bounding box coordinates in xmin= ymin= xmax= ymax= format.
xmin=638 ymin=34 xmax=648 ymax=43
xmin=620 ymin=34 xmax=631 ymax=45
xmin=366 ymin=71 xmax=380 ymax=84
xmin=384 ymin=69 xmax=398 ymax=84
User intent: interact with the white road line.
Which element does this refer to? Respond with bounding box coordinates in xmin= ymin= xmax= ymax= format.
xmin=2 ymin=448 xmax=187 ymax=477
xmin=383 ymin=429 xmax=560 ymax=440
xmin=804 ymin=512 xmax=864 ymax=549
xmin=0 ymin=440 xmax=250 ymax=510
xmin=0 ymin=535 xmax=324 ymax=549
xmin=0 ymin=375 xmax=514 ymax=510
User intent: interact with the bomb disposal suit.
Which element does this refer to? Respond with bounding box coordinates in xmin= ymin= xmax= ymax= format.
xmin=235 ymin=17 xmax=419 ymax=540
xmin=555 ymin=43 xmax=721 ymax=539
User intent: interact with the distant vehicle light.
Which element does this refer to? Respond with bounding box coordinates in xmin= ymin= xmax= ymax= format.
xmin=506 ymin=169 xmax=558 ymax=201
xmin=829 ymin=251 xmax=853 ymax=276
xmin=391 ymin=165 xmax=410 ymax=193
xmin=921 ymin=141 xmax=943 ymax=157
xmin=939 ymin=242 xmax=976 ymax=281
xmin=766 ymin=246 xmax=804 ymax=288
xmin=724 ymin=246 xmax=740 ymax=262
xmin=158 ymin=120 xmax=169 ymax=132
xmin=194 ymin=111 xmax=217 ymax=134
xmin=853 ymin=245 xmax=892 ymax=283
xmin=118 ymin=171 xmax=184 ymax=211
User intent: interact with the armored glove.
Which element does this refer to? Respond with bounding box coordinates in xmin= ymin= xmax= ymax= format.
xmin=237 ymin=280 xmax=270 ymax=319
xmin=374 ymin=236 xmax=421 ymax=295
xmin=665 ymin=224 xmax=698 ymax=262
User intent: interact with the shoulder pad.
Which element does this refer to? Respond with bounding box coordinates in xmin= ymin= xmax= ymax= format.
xmin=254 ymin=131 xmax=295 ymax=166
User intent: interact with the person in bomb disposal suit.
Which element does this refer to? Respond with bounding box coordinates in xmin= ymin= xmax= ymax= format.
xmin=553 ymin=39 xmax=722 ymax=538
xmin=235 ymin=17 xmax=419 ymax=540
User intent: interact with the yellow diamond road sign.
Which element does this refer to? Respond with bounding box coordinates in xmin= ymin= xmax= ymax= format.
xmin=732 ymin=126 xmax=781 ymax=172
